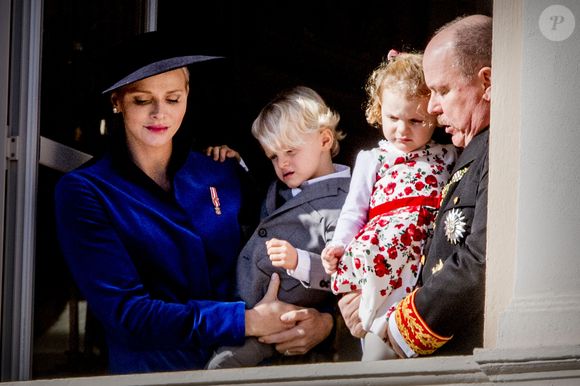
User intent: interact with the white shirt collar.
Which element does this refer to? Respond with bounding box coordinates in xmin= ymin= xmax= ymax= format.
xmin=291 ymin=163 xmax=351 ymax=197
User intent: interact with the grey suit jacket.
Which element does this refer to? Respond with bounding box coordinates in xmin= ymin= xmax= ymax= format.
xmin=237 ymin=175 xmax=350 ymax=309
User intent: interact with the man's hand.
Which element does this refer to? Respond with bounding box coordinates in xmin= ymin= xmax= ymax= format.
xmin=258 ymin=308 xmax=333 ymax=356
xmin=267 ymin=238 xmax=298 ymax=270
xmin=338 ymin=291 xmax=366 ymax=338
xmin=245 ymin=273 xmax=298 ymax=337
xmin=206 ymin=145 xmax=241 ymax=162
xmin=321 ymin=245 xmax=344 ymax=274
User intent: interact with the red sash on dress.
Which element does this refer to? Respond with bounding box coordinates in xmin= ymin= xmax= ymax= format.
xmin=368 ymin=196 xmax=441 ymax=221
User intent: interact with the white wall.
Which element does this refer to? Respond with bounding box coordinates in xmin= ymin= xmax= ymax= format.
xmin=487 ymin=0 xmax=580 ymax=349
xmin=518 ymin=0 xmax=580 ymax=297
xmin=485 ymin=0 xmax=522 ymax=348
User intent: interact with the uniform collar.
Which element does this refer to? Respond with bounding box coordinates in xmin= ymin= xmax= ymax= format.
xmin=452 ymin=127 xmax=489 ymax=172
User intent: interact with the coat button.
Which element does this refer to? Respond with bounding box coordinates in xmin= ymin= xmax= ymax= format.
xmin=258 ymin=228 xmax=267 ymax=237
xmin=320 ymin=280 xmax=329 ymax=288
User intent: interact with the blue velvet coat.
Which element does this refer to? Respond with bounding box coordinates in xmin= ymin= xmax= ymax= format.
xmin=55 ymin=151 xmax=246 ymax=374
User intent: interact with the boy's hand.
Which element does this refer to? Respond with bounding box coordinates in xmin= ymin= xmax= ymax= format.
xmin=266 ymin=238 xmax=298 ymax=270
xmin=206 ymin=145 xmax=241 ymax=162
xmin=321 ymin=245 xmax=344 ymax=274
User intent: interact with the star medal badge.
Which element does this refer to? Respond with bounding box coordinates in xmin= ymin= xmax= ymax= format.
xmin=444 ymin=208 xmax=466 ymax=244
xmin=209 ymin=186 xmax=222 ymax=215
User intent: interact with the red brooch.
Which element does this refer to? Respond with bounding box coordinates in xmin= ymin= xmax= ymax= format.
xmin=209 ymin=186 xmax=221 ymax=215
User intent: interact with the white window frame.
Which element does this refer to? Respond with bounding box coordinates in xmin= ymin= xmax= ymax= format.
xmin=1 ymin=0 xmax=42 ymax=380
xmin=3 ymin=0 xmax=579 ymax=384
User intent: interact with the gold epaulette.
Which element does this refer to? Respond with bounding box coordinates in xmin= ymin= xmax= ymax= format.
xmin=394 ymin=289 xmax=452 ymax=355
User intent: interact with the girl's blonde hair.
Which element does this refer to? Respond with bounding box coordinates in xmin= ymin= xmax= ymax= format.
xmin=364 ymin=52 xmax=430 ymax=128
xmin=251 ymin=86 xmax=345 ymax=157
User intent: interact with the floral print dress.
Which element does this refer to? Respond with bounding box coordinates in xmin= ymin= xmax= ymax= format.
xmin=332 ymin=140 xmax=455 ymax=335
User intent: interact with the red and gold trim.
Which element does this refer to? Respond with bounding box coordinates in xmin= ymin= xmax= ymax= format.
xmin=394 ymin=289 xmax=452 ymax=355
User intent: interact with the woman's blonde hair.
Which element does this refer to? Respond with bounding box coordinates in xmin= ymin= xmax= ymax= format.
xmin=251 ymin=86 xmax=345 ymax=157
xmin=364 ymin=52 xmax=430 ymax=128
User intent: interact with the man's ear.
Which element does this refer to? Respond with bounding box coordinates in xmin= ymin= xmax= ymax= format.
xmin=479 ymin=66 xmax=492 ymax=102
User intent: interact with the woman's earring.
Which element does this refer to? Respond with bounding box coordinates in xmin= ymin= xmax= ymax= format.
xmin=112 ymin=106 xmax=119 ymax=114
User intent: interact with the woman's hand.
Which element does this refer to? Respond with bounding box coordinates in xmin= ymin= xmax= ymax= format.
xmin=321 ymin=245 xmax=344 ymax=274
xmin=206 ymin=145 xmax=241 ymax=162
xmin=267 ymin=238 xmax=298 ymax=270
xmin=245 ymin=273 xmax=298 ymax=337
xmin=258 ymin=308 xmax=333 ymax=356
xmin=338 ymin=290 xmax=366 ymax=338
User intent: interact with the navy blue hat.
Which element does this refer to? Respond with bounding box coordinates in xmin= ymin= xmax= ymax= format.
xmin=102 ymin=31 xmax=221 ymax=94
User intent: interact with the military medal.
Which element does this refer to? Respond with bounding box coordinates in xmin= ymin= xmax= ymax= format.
xmin=444 ymin=208 xmax=466 ymax=244
xmin=432 ymin=259 xmax=444 ymax=275
xmin=209 ymin=186 xmax=221 ymax=215
xmin=440 ymin=166 xmax=469 ymax=204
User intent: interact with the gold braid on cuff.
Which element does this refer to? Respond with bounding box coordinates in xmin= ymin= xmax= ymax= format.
xmin=394 ymin=289 xmax=452 ymax=355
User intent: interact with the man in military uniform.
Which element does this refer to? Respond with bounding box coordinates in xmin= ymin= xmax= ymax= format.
xmin=338 ymin=14 xmax=492 ymax=357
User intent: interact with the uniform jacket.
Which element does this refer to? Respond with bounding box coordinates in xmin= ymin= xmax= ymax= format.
xmin=394 ymin=129 xmax=489 ymax=355
xmin=237 ymin=175 xmax=350 ymax=310
xmin=55 ymin=151 xmax=246 ymax=374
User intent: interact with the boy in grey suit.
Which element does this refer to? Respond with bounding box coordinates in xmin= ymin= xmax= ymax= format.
xmin=206 ymin=86 xmax=351 ymax=368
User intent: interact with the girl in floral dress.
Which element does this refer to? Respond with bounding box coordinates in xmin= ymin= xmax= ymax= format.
xmin=321 ymin=51 xmax=456 ymax=360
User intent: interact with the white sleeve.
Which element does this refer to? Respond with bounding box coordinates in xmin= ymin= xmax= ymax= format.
xmin=330 ymin=150 xmax=379 ymax=247
xmin=286 ymin=248 xmax=311 ymax=284
xmin=388 ymin=308 xmax=418 ymax=358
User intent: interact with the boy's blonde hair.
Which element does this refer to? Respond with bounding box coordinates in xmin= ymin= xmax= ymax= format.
xmin=364 ymin=52 xmax=430 ymax=128
xmin=251 ymin=86 xmax=345 ymax=157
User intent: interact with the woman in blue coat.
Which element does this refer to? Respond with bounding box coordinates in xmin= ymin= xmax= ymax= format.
xmin=55 ymin=31 xmax=297 ymax=374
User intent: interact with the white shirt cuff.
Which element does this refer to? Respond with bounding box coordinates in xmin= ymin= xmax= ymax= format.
xmin=238 ymin=157 xmax=249 ymax=172
xmin=287 ymin=249 xmax=311 ymax=284
xmin=388 ymin=307 xmax=418 ymax=358
xmin=326 ymin=241 xmax=345 ymax=249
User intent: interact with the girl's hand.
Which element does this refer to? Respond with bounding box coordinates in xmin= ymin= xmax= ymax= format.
xmin=267 ymin=238 xmax=298 ymax=270
xmin=245 ymin=273 xmax=298 ymax=337
xmin=206 ymin=145 xmax=241 ymax=162
xmin=321 ymin=245 xmax=344 ymax=274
